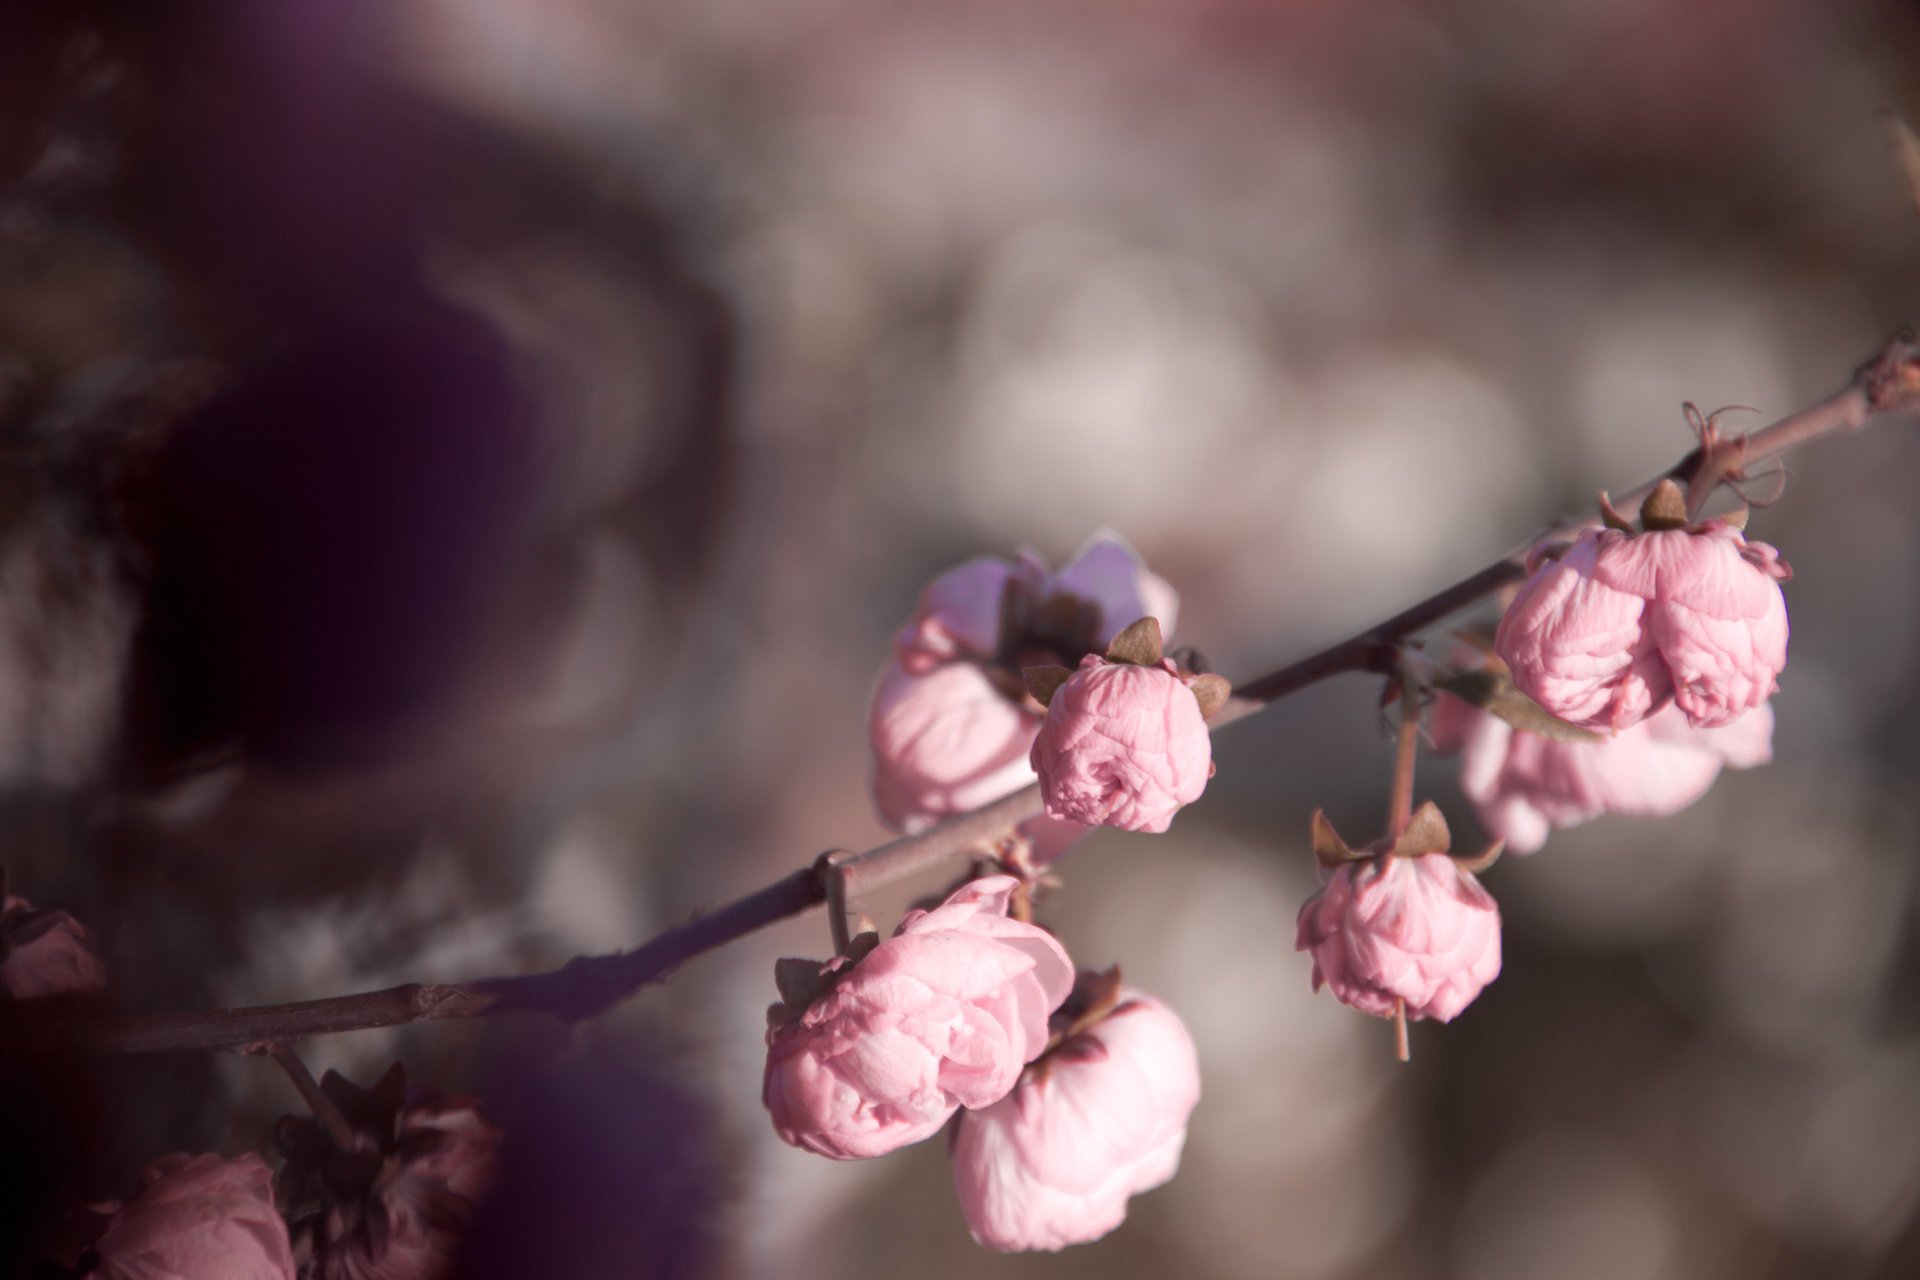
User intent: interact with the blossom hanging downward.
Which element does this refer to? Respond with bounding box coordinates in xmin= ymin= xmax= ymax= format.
xmin=1495 ymin=482 xmax=1789 ymax=733
xmin=1 ymin=880 xmax=107 ymax=999
xmin=951 ymin=973 xmax=1200 ymax=1252
xmin=1294 ymin=806 xmax=1502 ymax=1024
xmin=1027 ymin=618 xmax=1229 ymax=835
xmin=84 ymin=1153 xmax=296 ymax=1280
xmin=764 ymin=875 xmax=1074 ymax=1161
xmin=275 ymin=1063 xmax=500 ymax=1280
xmin=869 ymin=532 xmax=1179 ymax=865
xmin=1431 ymin=677 xmax=1775 ymax=854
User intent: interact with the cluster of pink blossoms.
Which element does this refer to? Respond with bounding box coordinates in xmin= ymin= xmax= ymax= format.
xmin=780 ymin=498 xmax=1793 ymax=1247
xmin=869 ymin=532 xmax=1209 ymax=858
xmin=762 ymin=875 xmax=1200 ymax=1251
xmin=1296 ymin=485 xmax=1791 ymax=1033
xmin=765 ymin=536 xmax=1225 ymax=1251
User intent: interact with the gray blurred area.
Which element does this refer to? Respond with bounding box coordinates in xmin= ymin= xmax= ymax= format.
xmin=3 ymin=1 xmax=1920 ymax=1277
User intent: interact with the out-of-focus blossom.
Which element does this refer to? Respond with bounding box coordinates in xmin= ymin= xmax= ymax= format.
xmin=1030 ymin=655 xmax=1212 ymax=834
xmin=893 ymin=533 xmax=1178 ymax=674
xmin=869 ymin=660 xmax=1038 ymax=830
xmin=1295 ymin=854 xmax=1501 ymax=1022
xmin=1494 ymin=520 xmax=1789 ymax=732
xmin=87 ymin=1153 xmax=295 ymax=1280
xmin=872 ymin=532 xmax=1176 ymax=860
xmin=1431 ymin=692 xmax=1774 ymax=854
xmin=1 ymin=892 xmax=107 ymax=999
xmin=951 ymin=988 xmax=1200 ymax=1252
xmin=764 ymin=876 xmax=1074 ymax=1160
xmin=277 ymin=1066 xmax=500 ymax=1280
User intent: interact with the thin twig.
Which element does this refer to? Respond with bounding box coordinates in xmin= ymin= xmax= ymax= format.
xmin=7 ymin=336 xmax=1917 ymax=1056
xmin=260 ymin=1042 xmax=357 ymax=1149
xmin=1386 ymin=667 xmax=1420 ymax=840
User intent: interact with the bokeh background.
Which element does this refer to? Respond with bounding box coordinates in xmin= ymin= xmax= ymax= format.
xmin=5 ymin=0 xmax=1920 ymax=1276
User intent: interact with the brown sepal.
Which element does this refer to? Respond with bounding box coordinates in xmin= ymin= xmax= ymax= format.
xmin=1597 ymin=491 xmax=1635 ymax=533
xmin=1719 ymin=505 xmax=1750 ymax=531
xmin=1188 ymin=673 xmax=1232 ymax=720
xmin=1104 ymin=616 xmax=1164 ymax=666
xmin=1311 ymin=809 xmax=1363 ymax=868
xmin=1452 ymin=840 xmax=1505 ymax=875
xmin=773 ymin=958 xmax=829 ymax=1013
xmin=1022 ymin=664 xmax=1073 ymax=708
xmin=1387 ymin=801 xmax=1452 ymax=859
xmin=1639 ymin=478 xmax=1689 ymax=531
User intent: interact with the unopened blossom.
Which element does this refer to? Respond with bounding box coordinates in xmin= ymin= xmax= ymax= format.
xmin=1495 ymin=519 xmax=1789 ymax=732
xmin=1431 ymin=692 xmax=1774 ymax=854
xmin=872 ymin=533 xmax=1176 ymax=859
xmin=278 ymin=1066 xmax=500 ymax=1280
xmin=1295 ymin=853 xmax=1501 ymax=1022
xmin=1030 ymin=655 xmax=1211 ymax=834
xmin=87 ymin=1153 xmax=295 ymax=1280
xmin=951 ymin=990 xmax=1200 ymax=1252
xmin=764 ymin=876 xmax=1074 ymax=1161
xmin=2 ymin=892 xmax=107 ymax=999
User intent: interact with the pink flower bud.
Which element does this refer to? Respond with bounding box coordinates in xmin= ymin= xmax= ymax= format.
xmin=2 ymin=893 xmax=107 ymax=999
xmin=1494 ymin=520 xmax=1789 ymax=732
xmin=869 ymin=660 xmax=1040 ymax=832
xmin=950 ymin=990 xmax=1200 ymax=1252
xmin=87 ymin=1153 xmax=295 ymax=1280
xmin=764 ymin=876 xmax=1074 ymax=1161
xmin=1295 ymin=854 xmax=1501 ymax=1022
xmin=1432 ymin=692 xmax=1773 ymax=854
xmin=1029 ymin=656 xmax=1211 ymax=834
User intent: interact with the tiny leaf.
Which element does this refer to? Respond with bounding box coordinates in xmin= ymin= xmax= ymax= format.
xmin=1719 ymin=505 xmax=1750 ymax=531
xmin=1188 ymin=673 xmax=1232 ymax=719
xmin=1639 ymin=478 xmax=1688 ymax=531
xmin=1437 ymin=671 xmax=1603 ymax=743
xmin=1104 ymin=616 xmax=1164 ymax=666
xmin=1483 ymin=688 xmax=1604 ymax=743
xmin=1597 ymin=491 xmax=1635 ymax=533
xmin=1022 ymin=664 xmax=1073 ymax=708
xmin=774 ymin=958 xmax=827 ymax=1011
xmin=843 ymin=930 xmax=882 ymax=966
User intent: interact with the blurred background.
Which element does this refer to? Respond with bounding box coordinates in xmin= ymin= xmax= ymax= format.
xmin=3 ymin=0 xmax=1920 ymax=1276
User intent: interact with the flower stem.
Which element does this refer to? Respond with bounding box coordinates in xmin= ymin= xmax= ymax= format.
xmin=1393 ymin=1000 xmax=1410 ymax=1063
xmin=1386 ymin=666 xmax=1420 ymax=840
xmin=263 ymin=1042 xmax=358 ymax=1150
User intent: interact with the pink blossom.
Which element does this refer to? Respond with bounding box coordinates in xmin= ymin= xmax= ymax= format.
xmin=87 ymin=1153 xmax=295 ymax=1280
xmin=1295 ymin=854 xmax=1501 ymax=1022
xmin=1494 ymin=520 xmax=1789 ymax=731
xmin=1029 ymin=656 xmax=1211 ymax=834
xmin=314 ymin=1101 xmax=500 ymax=1280
xmin=1432 ymin=693 xmax=1774 ymax=854
xmin=951 ymin=991 xmax=1200 ymax=1252
xmin=764 ymin=876 xmax=1074 ymax=1160
xmin=2 ymin=893 xmax=107 ymax=999
xmin=870 ymin=660 xmax=1039 ymax=831
xmin=893 ymin=532 xmax=1178 ymax=674
xmin=874 ymin=532 xmax=1175 ymax=859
